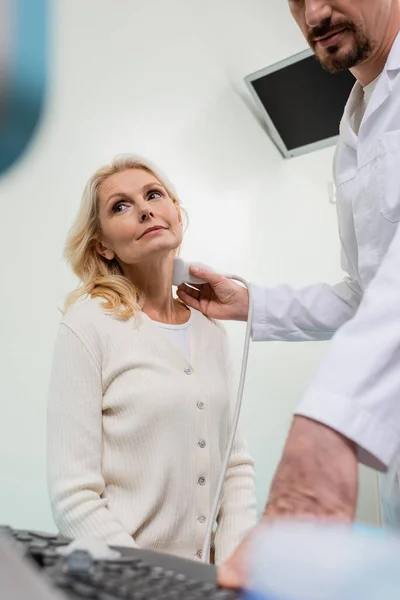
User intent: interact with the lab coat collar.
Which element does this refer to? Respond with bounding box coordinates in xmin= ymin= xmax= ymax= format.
xmin=362 ymin=30 xmax=400 ymax=126
xmin=340 ymin=29 xmax=400 ymax=146
xmin=339 ymin=83 xmax=360 ymax=149
xmin=385 ymin=30 xmax=400 ymax=72
xmin=362 ymin=68 xmax=391 ymax=128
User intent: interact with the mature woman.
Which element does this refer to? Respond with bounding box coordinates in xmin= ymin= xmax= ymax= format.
xmin=47 ymin=155 xmax=256 ymax=564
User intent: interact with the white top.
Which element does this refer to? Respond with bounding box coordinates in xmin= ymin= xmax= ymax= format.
xmin=351 ymin=74 xmax=380 ymax=134
xmin=47 ymin=298 xmax=256 ymax=564
xmin=251 ymin=31 xmax=400 ymax=472
xmin=153 ymin=313 xmax=192 ymax=362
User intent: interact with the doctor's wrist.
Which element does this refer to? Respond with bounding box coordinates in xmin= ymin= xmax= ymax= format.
xmin=264 ymin=416 xmax=358 ymax=521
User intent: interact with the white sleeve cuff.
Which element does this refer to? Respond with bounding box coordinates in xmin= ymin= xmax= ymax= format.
xmin=296 ymin=388 xmax=400 ymax=472
xmin=251 ymin=284 xmax=272 ymax=341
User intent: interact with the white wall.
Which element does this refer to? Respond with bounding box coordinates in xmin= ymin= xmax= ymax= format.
xmin=0 ymin=0 xmax=379 ymax=531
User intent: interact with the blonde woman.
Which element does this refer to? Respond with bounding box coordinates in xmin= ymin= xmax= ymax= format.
xmin=47 ymin=155 xmax=256 ymax=565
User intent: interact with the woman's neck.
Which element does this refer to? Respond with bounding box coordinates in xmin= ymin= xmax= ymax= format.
xmin=122 ymin=256 xmax=189 ymax=324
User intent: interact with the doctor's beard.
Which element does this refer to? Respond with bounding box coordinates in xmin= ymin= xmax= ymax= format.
xmin=308 ymin=17 xmax=373 ymax=74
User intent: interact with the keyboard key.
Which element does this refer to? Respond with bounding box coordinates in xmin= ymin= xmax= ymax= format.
xmin=89 ymin=571 xmax=105 ymax=584
xmin=72 ymin=581 xmax=97 ymax=597
xmin=66 ymin=550 xmax=94 ymax=574
xmin=202 ymin=583 xmax=218 ymax=593
xmin=53 ymin=575 xmax=71 ymax=589
xmin=29 ymin=530 xmax=57 ymax=540
xmin=16 ymin=532 xmax=32 ymax=542
xmin=105 ymin=562 xmax=123 ymax=572
xmin=97 ymin=593 xmax=120 ymax=600
xmin=215 ymin=590 xmax=239 ymax=600
xmin=43 ymin=549 xmax=58 ymax=559
xmin=29 ymin=540 xmax=48 ymax=550
xmin=52 ymin=539 xmax=70 ymax=547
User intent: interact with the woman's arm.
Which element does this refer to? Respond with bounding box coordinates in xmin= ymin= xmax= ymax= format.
xmin=47 ymin=323 xmax=136 ymax=547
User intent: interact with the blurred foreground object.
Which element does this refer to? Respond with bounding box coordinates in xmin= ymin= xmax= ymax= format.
xmin=245 ymin=521 xmax=400 ymax=600
xmin=0 ymin=0 xmax=47 ymax=175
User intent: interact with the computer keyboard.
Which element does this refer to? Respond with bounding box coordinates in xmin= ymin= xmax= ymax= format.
xmin=0 ymin=526 xmax=240 ymax=599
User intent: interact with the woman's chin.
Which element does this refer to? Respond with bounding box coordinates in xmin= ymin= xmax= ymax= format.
xmin=126 ymin=243 xmax=181 ymax=264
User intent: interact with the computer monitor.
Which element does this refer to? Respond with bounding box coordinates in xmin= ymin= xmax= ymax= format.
xmin=245 ymin=48 xmax=355 ymax=159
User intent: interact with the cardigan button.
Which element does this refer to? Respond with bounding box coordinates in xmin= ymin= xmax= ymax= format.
xmin=198 ymin=439 xmax=206 ymax=449
xmin=197 ymin=401 xmax=204 ymax=410
xmin=198 ymin=515 xmax=206 ymax=523
xmin=184 ymin=367 xmax=192 ymax=375
xmin=196 ymin=550 xmax=203 ymax=559
xmin=198 ymin=477 xmax=206 ymax=486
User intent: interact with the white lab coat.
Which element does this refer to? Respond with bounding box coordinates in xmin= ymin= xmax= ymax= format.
xmin=252 ymin=31 xmax=400 ymax=472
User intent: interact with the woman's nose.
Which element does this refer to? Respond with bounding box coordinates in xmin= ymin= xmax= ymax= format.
xmin=139 ymin=206 xmax=154 ymax=222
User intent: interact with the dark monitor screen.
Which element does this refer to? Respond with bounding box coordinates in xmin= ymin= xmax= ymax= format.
xmin=246 ymin=52 xmax=355 ymax=157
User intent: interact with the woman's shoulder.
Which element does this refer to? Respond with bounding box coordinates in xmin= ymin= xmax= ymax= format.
xmin=62 ymin=296 xmax=106 ymax=323
xmin=60 ymin=296 xmax=122 ymax=339
xmin=59 ymin=296 xmax=140 ymax=359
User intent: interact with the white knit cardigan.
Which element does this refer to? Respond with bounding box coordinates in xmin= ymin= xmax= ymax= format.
xmin=47 ymin=297 xmax=256 ymax=564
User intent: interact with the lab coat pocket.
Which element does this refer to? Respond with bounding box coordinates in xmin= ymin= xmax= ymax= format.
xmin=378 ymin=130 xmax=400 ymax=223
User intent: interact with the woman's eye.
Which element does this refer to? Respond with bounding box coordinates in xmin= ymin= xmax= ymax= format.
xmin=148 ymin=190 xmax=162 ymax=201
xmin=112 ymin=202 xmax=129 ymax=214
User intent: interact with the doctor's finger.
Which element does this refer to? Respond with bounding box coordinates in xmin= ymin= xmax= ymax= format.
xmin=177 ymin=283 xmax=202 ymax=296
xmin=176 ymin=288 xmax=201 ymax=310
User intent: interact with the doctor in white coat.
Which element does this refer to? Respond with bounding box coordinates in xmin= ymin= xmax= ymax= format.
xmin=178 ymin=0 xmax=400 ymax=588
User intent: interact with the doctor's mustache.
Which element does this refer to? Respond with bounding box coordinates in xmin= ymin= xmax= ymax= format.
xmin=307 ymin=17 xmax=356 ymax=46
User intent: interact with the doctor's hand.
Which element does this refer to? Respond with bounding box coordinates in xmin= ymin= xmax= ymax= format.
xmin=218 ymin=416 xmax=358 ymax=590
xmin=176 ymin=266 xmax=249 ymax=321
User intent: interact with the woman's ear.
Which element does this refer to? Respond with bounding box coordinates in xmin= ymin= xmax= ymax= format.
xmin=175 ymin=203 xmax=183 ymax=226
xmin=95 ymin=240 xmax=115 ymax=261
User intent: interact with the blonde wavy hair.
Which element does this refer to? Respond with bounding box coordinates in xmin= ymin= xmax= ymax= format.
xmin=64 ymin=155 xmax=183 ymax=320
